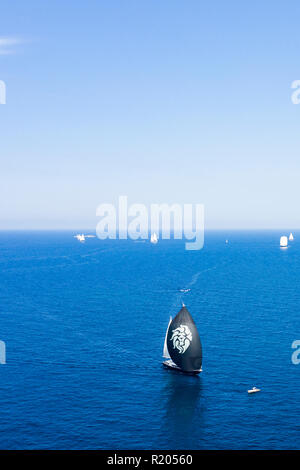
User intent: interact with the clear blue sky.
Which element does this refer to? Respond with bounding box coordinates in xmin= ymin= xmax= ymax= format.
xmin=1 ymin=0 xmax=300 ymax=229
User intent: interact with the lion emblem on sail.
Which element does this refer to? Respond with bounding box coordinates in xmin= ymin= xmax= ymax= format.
xmin=170 ymin=324 xmax=192 ymax=354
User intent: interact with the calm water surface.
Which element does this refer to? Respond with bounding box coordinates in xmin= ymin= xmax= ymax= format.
xmin=0 ymin=231 xmax=299 ymax=449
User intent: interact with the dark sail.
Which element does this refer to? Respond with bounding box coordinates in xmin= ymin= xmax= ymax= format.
xmin=167 ymin=305 xmax=202 ymax=372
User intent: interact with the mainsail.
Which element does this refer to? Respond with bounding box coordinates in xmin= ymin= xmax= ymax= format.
xmin=166 ymin=305 xmax=202 ymax=372
xmin=150 ymin=232 xmax=158 ymax=244
xmin=163 ymin=316 xmax=172 ymax=359
xmin=280 ymin=236 xmax=288 ymax=247
xmin=289 ymin=233 xmax=294 ymax=241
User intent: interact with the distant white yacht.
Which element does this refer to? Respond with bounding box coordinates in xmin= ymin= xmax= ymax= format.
xmin=248 ymin=387 xmax=260 ymax=394
xmin=150 ymin=232 xmax=158 ymax=244
xmin=74 ymin=234 xmax=85 ymax=242
xmin=280 ymin=235 xmax=288 ymax=248
xmin=289 ymin=232 xmax=294 ymax=241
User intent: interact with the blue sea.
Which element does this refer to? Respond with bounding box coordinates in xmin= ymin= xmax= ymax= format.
xmin=0 ymin=230 xmax=299 ymax=450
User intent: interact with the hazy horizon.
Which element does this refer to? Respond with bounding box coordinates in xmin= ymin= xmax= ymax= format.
xmin=0 ymin=227 xmax=298 ymax=232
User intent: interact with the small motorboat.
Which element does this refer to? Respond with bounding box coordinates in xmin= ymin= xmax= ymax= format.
xmin=248 ymin=387 xmax=260 ymax=394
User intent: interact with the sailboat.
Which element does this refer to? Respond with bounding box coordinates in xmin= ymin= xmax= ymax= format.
xmin=150 ymin=232 xmax=158 ymax=244
xmin=162 ymin=305 xmax=202 ymax=375
xmin=280 ymin=236 xmax=288 ymax=248
xmin=74 ymin=234 xmax=86 ymax=242
xmin=289 ymin=233 xmax=294 ymax=241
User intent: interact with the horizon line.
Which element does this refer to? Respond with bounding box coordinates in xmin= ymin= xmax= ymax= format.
xmin=0 ymin=228 xmax=298 ymax=232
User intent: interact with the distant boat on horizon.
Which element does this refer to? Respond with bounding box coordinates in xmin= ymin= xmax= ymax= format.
xmin=162 ymin=305 xmax=202 ymax=375
xmin=289 ymin=232 xmax=294 ymax=241
xmin=150 ymin=232 xmax=158 ymax=244
xmin=280 ymin=235 xmax=288 ymax=248
xmin=74 ymin=233 xmax=96 ymax=242
xmin=74 ymin=234 xmax=85 ymax=242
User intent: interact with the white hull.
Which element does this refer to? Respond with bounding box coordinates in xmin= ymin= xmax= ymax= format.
xmin=248 ymin=388 xmax=260 ymax=394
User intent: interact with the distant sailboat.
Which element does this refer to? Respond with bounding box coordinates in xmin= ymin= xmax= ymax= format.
xmin=289 ymin=233 xmax=294 ymax=241
xmin=150 ymin=232 xmax=158 ymax=244
xmin=74 ymin=234 xmax=85 ymax=242
xmin=280 ymin=236 xmax=288 ymax=248
xmin=162 ymin=305 xmax=202 ymax=374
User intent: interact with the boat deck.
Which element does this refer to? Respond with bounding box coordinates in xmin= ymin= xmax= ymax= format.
xmin=162 ymin=359 xmax=202 ymax=375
